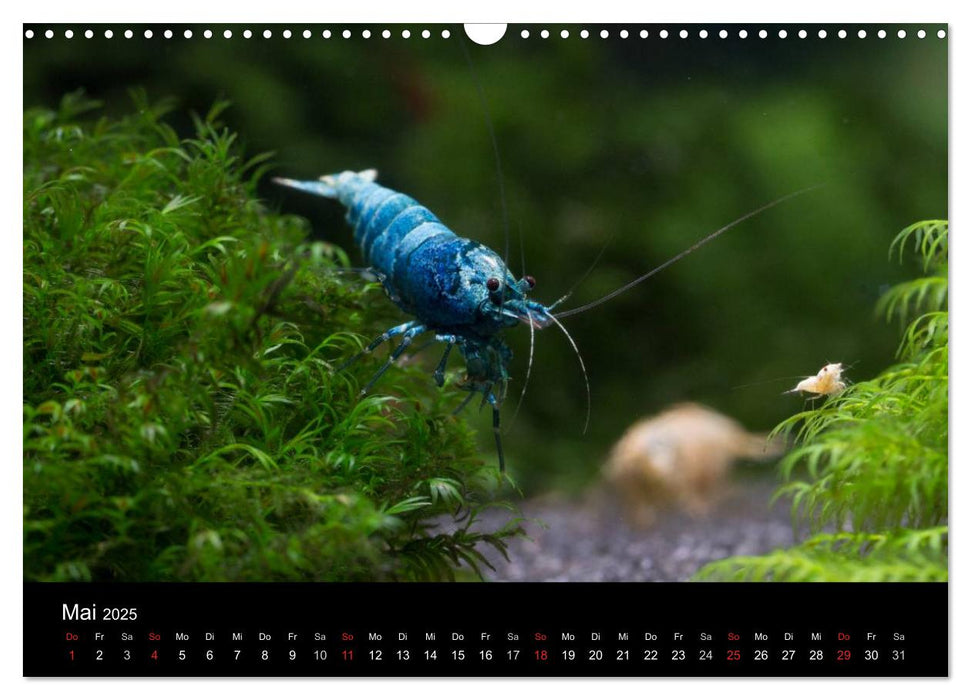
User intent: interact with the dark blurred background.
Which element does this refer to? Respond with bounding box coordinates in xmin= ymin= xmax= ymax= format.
xmin=24 ymin=24 xmax=948 ymax=493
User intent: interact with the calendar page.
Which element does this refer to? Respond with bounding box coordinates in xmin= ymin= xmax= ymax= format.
xmin=22 ymin=19 xmax=948 ymax=677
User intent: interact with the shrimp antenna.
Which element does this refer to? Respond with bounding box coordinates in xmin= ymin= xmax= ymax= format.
xmin=505 ymin=220 xmax=533 ymax=433
xmin=554 ymin=184 xmax=822 ymax=320
xmin=517 ymin=220 xmax=528 ymax=280
xmin=548 ymin=232 xmax=617 ymax=312
xmin=730 ymin=375 xmax=806 ymax=391
xmin=549 ymin=315 xmax=591 ymax=434
xmin=505 ymin=305 xmax=537 ymax=434
xmin=458 ymin=33 xmax=512 ymax=303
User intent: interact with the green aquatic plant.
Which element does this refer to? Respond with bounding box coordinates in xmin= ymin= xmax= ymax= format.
xmin=23 ymin=91 xmax=521 ymax=582
xmin=696 ymin=220 xmax=948 ymax=582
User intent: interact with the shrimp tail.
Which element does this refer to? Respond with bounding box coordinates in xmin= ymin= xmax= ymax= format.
xmin=273 ymin=169 xmax=378 ymax=199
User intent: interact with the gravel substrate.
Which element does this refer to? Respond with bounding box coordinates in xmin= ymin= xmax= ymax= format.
xmin=472 ymin=476 xmax=796 ymax=582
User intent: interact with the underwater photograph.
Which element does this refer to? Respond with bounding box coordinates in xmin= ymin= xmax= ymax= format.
xmin=23 ymin=24 xmax=947 ymax=583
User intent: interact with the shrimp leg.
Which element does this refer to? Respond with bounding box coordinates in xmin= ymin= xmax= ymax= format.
xmin=359 ymin=324 xmax=428 ymax=395
xmin=485 ymin=389 xmax=506 ymax=472
xmin=452 ymin=392 xmax=476 ymax=416
xmin=432 ymin=334 xmax=459 ymax=387
xmin=337 ymin=320 xmax=422 ymax=375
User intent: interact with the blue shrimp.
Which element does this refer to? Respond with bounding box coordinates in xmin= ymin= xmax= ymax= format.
xmin=274 ymin=169 xmax=559 ymax=472
xmin=274 ymin=169 xmax=817 ymax=472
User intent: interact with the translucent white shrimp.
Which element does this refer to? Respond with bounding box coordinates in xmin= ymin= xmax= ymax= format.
xmin=787 ymin=362 xmax=846 ymax=397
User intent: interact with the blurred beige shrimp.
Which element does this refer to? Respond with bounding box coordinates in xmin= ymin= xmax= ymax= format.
xmin=603 ymin=403 xmax=784 ymax=526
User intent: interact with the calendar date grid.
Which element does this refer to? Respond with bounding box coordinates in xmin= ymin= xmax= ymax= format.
xmin=58 ymin=624 xmax=910 ymax=672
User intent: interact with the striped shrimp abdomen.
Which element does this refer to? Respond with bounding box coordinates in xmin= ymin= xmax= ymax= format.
xmin=333 ymin=175 xmax=462 ymax=314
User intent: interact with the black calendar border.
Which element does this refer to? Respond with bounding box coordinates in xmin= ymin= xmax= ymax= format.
xmin=24 ymin=581 xmax=948 ymax=677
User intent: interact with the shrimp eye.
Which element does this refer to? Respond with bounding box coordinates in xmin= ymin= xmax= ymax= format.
xmin=525 ymin=275 xmax=536 ymax=289
xmin=486 ymin=277 xmax=501 ymax=292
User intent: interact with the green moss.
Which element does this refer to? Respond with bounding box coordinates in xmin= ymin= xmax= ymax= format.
xmin=696 ymin=221 xmax=948 ymax=582
xmin=23 ymin=91 xmax=521 ymax=582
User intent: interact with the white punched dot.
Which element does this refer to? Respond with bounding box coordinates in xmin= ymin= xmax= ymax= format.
xmin=758 ymin=29 xmax=767 ymax=38
xmin=323 ymin=30 xmax=331 ymax=39
xmin=125 ymin=29 xmax=133 ymax=39
xmin=560 ymin=29 xmax=569 ymax=39
xmin=680 ymin=29 xmax=688 ymax=39
xmin=303 ymin=29 xmax=311 ymax=38
xmin=465 ymin=24 xmax=504 ymax=44
xmin=640 ymin=29 xmax=648 ymax=38
xmin=263 ymin=29 xmax=271 ymax=38
xmin=243 ymin=29 xmax=251 ymax=39
xmin=938 ymin=29 xmax=946 ymax=38
xmin=25 ymin=29 xmax=34 ymax=39
xmin=402 ymin=29 xmax=411 ymax=38
xmin=45 ymin=29 xmax=53 ymax=38
xmin=620 ymin=29 xmax=628 ymax=38
xmin=838 ymin=29 xmax=847 ymax=39
xmin=898 ymin=29 xmax=907 ymax=38
xmin=422 ymin=29 xmax=430 ymax=38
xmin=719 ymin=29 xmax=727 ymax=38
xmin=104 ymin=29 xmax=113 ymax=38
xmin=185 ymin=29 xmax=193 ymax=38
xmin=164 ymin=29 xmax=173 ymax=39
xmin=144 ymin=30 xmax=152 ymax=39
xmin=204 ymin=29 xmax=212 ymax=39
xmin=818 ymin=29 xmax=827 ymax=38
xmin=699 ymin=29 xmax=708 ymax=39
xmin=878 ymin=29 xmax=886 ymax=38
xmin=85 ymin=29 xmax=94 ymax=39
xmin=283 ymin=29 xmax=292 ymax=38
xmin=65 ymin=29 xmax=74 ymax=39
xmin=778 ymin=29 xmax=787 ymax=39
xmin=363 ymin=30 xmax=371 ymax=39
xmin=580 ymin=29 xmax=589 ymax=39
xmin=858 ymin=29 xmax=867 ymax=38
xmin=918 ymin=29 xmax=926 ymax=39
xmin=660 ymin=29 xmax=668 ymax=38
xmin=224 ymin=30 xmax=232 ymax=39
xmin=382 ymin=29 xmax=391 ymax=38
xmin=799 ymin=29 xmax=807 ymax=38
xmin=541 ymin=29 xmax=549 ymax=39
xmin=738 ymin=29 xmax=747 ymax=38
xmin=441 ymin=29 xmax=450 ymax=38
xmin=600 ymin=29 xmax=609 ymax=39
xmin=342 ymin=29 xmax=351 ymax=38
xmin=521 ymin=29 xmax=529 ymax=38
